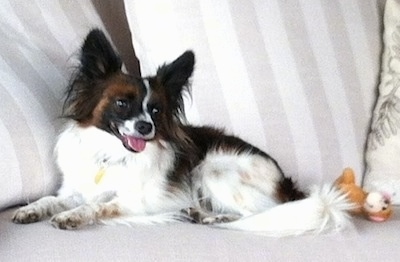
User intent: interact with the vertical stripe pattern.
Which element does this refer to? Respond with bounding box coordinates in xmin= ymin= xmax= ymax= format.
xmin=0 ymin=0 xmax=109 ymax=210
xmin=125 ymin=0 xmax=384 ymax=187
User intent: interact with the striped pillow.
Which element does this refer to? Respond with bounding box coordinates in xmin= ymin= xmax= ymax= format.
xmin=364 ymin=0 xmax=400 ymax=204
xmin=124 ymin=0 xmax=384 ymax=188
xmin=0 ymin=0 xmax=109 ymax=210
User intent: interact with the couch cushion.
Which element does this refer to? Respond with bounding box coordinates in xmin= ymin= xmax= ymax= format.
xmin=124 ymin=0 xmax=384 ymax=187
xmin=364 ymin=0 xmax=400 ymax=204
xmin=0 ymin=0 xmax=110 ymax=210
xmin=1 ymin=207 xmax=400 ymax=261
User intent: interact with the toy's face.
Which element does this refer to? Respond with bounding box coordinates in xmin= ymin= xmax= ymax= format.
xmin=363 ymin=192 xmax=392 ymax=222
xmin=363 ymin=192 xmax=390 ymax=213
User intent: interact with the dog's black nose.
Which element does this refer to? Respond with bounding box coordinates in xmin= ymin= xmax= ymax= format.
xmin=135 ymin=121 xmax=153 ymax=135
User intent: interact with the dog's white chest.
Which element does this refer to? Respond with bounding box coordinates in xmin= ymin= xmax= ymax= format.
xmin=91 ymin=159 xmax=168 ymax=197
xmin=55 ymin=123 xmax=177 ymax=213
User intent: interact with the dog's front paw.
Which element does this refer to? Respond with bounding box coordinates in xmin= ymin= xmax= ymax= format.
xmin=12 ymin=205 xmax=44 ymax=224
xmin=50 ymin=212 xmax=92 ymax=230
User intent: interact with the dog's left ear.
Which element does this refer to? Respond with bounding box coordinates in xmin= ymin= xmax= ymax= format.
xmin=156 ymin=51 xmax=195 ymax=98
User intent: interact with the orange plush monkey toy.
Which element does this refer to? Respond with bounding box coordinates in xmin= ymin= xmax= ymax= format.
xmin=334 ymin=168 xmax=393 ymax=222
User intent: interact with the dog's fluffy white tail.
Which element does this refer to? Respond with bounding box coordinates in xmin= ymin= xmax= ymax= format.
xmin=216 ymin=185 xmax=353 ymax=237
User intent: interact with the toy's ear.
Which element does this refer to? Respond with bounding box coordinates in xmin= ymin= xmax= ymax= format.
xmin=335 ymin=168 xmax=356 ymax=185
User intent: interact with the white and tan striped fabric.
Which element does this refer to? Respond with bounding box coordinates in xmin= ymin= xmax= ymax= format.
xmin=0 ymin=0 xmax=109 ymax=210
xmin=125 ymin=0 xmax=385 ymax=188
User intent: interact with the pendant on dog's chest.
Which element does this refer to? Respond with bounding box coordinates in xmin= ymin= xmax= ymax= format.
xmin=94 ymin=168 xmax=106 ymax=184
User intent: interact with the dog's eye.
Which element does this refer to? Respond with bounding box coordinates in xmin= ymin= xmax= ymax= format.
xmin=115 ymin=99 xmax=129 ymax=109
xmin=150 ymin=105 xmax=161 ymax=116
xmin=114 ymin=99 xmax=132 ymax=114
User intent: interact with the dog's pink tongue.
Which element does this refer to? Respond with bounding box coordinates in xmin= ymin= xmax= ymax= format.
xmin=126 ymin=136 xmax=146 ymax=152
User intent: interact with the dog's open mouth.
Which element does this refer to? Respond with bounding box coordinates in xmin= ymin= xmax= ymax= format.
xmin=122 ymin=135 xmax=146 ymax=152
xmin=110 ymin=123 xmax=147 ymax=153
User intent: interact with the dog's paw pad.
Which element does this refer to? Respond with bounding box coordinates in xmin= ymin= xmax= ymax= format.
xmin=50 ymin=214 xmax=84 ymax=230
xmin=12 ymin=207 xmax=42 ymax=224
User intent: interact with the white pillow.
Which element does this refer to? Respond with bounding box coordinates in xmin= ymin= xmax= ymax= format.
xmin=124 ymin=0 xmax=383 ymax=188
xmin=0 ymin=0 xmax=108 ymax=210
xmin=364 ymin=0 xmax=400 ymax=204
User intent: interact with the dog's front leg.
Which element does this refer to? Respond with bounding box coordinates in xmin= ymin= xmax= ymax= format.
xmin=12 ymin=195 xmax=83 ymax=224
xmin=50 ymin=198 xmax=122 ymax=230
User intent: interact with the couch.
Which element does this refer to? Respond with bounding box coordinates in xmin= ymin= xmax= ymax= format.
xmin=2 ymin=0 xmax=400 ymax=261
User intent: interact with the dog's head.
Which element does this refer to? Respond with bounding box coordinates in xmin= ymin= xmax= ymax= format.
xmin=64 ymin=29 xmax=195 ymax=152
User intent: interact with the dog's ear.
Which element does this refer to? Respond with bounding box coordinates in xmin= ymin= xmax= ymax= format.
xmin=63 ymin=29 xmax=122 ymax=121
xmin=156 ymin=51 xmax=195 ymax=116
xmin=79 ymin=28 xmax=122 ymax=79
xmin=157 ymin=50 xmax=195 ymax=94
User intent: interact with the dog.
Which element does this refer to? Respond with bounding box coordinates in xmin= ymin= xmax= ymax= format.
xmin=12 ymin=29 xmax=352 ymax=236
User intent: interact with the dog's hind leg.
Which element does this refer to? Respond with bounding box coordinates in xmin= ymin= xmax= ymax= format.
xmin=192 ymin=151 xmax=293 ymax=220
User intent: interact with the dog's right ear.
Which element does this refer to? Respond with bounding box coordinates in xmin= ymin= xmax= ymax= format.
xmin=79 ymin=29 xmax=122 ymax=79
xmin=63 ymin=29 xmax=122 ymax=121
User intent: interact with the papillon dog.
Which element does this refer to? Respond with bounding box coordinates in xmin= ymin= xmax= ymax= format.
xmin=12 ymin=29 xmax=352 ymax=236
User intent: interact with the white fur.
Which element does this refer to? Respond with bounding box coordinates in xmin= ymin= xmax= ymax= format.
xmin=192 ymin=151 xmax=282 ymax=216
xmin=56 ymin=121 xmax=191 ymax=218
xmin=215 ymin=185 xmax=353 ymax=237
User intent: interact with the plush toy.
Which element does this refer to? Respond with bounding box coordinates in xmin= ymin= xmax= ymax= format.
xmin=334 ymin=168 xmax=393 ymax=222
